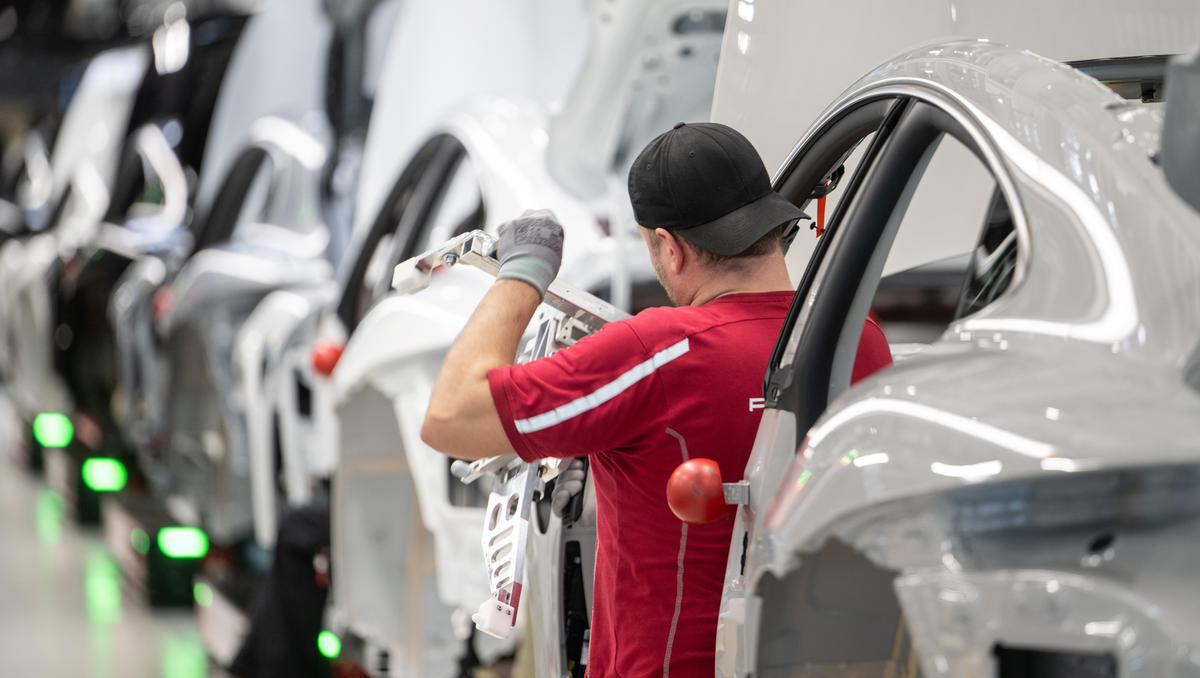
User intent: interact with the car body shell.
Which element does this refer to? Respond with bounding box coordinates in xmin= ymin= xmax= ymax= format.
xmin=318 ymin=2 xmax=727 ymax=673
xmin=110 ymin=114 xmax=333 ymax=544
xmin=0 ymin=45 xmax=148 ymax=418
xmin=326 ymin=98 xmax=631 ymax=676
xmin=237 ymin=0 xmax=592 ymax=552
xmin=98 ymin=0 xmax=338 ymax=544
xmin=713 ymin=0 xmax=1200 ymax=283
xmin=713 ymin=40 xmax=1200 ymax=677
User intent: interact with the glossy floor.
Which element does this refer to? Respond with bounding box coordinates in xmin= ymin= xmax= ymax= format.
xmin=0 ymin=417 xmax=221 ymax=677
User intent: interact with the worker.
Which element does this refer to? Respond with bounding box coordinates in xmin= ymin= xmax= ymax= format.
xmin=421 ymin=122 xmax=892 ymax=676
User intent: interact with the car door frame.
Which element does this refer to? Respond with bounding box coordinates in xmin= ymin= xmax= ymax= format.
xmin=768 ymin=93 xmax=1028 ymax=437
xmin=719 ymin=89 xmax=1029 ymax=675
xmin=335 ymin=133 xmax=483 ymax=330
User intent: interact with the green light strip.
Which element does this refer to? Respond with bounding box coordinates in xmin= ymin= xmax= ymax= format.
xmin=157 ymin=527 xmax=209 ymax=559
xmin=33 ymin=413 xmax=73 ymax=448
xmin=317 ymin=631 xmax=341 ymax=659
xmin=82 ymin=458 xmax=127 ymax=492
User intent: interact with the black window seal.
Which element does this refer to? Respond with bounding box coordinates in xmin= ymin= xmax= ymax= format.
xmin=334 ymin=134 xmax=450 ymax=328
xmin=105 ymin=141 xmax=149 ymax=224
xmin=193 ymin=146 xmax=272 ymax=251
xmin=366 ymin=139 xmax=468 ymax=305
xmin=781 ymin=99 xmax=1010 ymax=434
xmin=763 ymin=97 xmax=908 ymax=407
xmin=1068 ymin=54 xmax=1172 ymax=102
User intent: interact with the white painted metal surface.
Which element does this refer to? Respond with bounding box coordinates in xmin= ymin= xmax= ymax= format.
xmin=325 ymin=3 xmax=725 ymax=674
xmin=353 ymin=0 xmax=588 ymax=238
xmin=711 ymin=0 xmax=1200 ymax=278
xmin=193 ymin=0 xmax=332 ymax=219
xmin=0 ymin=45 xmax=150 ymax=418
xmin=712 ymin=41 xmax=1200 ymax=677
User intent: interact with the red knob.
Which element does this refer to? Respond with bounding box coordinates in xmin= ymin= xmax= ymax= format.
xmin=311 ymin=340 xmax=344 ymax=377
xmin=151 ymin=287 xmax=174 ymax=320
xmin=666 ymin=458 xmax=727 ymax=524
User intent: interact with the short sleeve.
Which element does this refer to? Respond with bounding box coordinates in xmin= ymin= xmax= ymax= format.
xmin=488 ymin=320 xmax=667 ymax=462
xmin=851 ymin=317 xmax=893 ymax=384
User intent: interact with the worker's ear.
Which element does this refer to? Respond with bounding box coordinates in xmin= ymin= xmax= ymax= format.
xmin=655 ymin=228 xmax=687 ymax=275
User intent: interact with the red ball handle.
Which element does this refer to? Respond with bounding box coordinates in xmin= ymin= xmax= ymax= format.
xmin=666 ymin=458 xmax=727 ymax=524
xmin=311 ymin=339 xmax=345 ymax=377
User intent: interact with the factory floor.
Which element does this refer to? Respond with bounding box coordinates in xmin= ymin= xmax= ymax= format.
xmin=0 ymin=398 xmax=222 ymax=678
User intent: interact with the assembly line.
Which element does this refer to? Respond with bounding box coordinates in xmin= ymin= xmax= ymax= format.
xmin=2 ymin=1 xmax=1200 ymax=677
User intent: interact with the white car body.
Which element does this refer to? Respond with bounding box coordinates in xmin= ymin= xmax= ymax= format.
xmin=234 ymin=0 xmax=577 ymax=550
xmin=328 ymin=105 xmax=615 ymax=674
xmin=107 ymin=0 xmax=338 ymax=543
xmin=301 ymin=1 xmax=727 ymax=674
xmin=0 ymin=45 xmax=148 ymax=419
xmin=112 ymin=115 xmax=333 ymax=544
xmin=698 ymin=3 xmax=1200 ymax=674
xmin=713 ymin=0 xmax=1200 ymax=281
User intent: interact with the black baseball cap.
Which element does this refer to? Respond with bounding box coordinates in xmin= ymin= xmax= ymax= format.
xmin=628 ymin=122 xmax=806 ymax=256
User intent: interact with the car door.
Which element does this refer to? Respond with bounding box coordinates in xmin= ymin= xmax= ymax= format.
xmin=277 ymin=132 xmax=485 ymax=506
xmin=720 ymin=94 xmax=1023 ymax=677
xmin=329 ymin=133 xmax=496 ymax=674
xmin=58 ymin=123 xmax=190 ymax=433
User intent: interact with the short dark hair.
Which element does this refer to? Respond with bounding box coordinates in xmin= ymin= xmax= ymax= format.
xmin=645 ymin=224 xmax=784 ymax=269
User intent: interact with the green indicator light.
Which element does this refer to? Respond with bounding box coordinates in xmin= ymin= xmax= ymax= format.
xmin=796 ymin=469 xmax=813 ymax=489
xmin=131 ymin=528 xmax=150 ymax=555
xmin=317 ymin=631 xmax=341 ymax=659
xmin=157 ymin=527 xmax=209 ymax=559
xmin=193 ymin=582 xmax=214 ymax=608
xmin=33 ymin=413 xmax=73 ymax=448
xmin=82 ymin=458 xmax=127 ymax=492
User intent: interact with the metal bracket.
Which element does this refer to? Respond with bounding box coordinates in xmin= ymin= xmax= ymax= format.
xmin=392 ymin=229 xmax=629 ymax=330
xmin=723 ymin=481 xmax=750 ymax=506
xmin=391 ymin=230 xmax=499 ymax=294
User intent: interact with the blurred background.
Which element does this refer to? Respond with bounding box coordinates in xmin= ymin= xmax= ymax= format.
xmin=2 ymin=1 xmax=1197 ymax=677
xmin=0 ymin=0 xmax=720 ymax=675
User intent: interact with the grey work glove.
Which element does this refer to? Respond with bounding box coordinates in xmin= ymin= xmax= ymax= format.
xmin=496 ymin=209 xmax=564 ymax=297
xmin=551 ymin=457 xmax=587 ymax=517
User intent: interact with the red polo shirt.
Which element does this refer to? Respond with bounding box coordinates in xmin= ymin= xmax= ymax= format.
xmin=488 ymin=291 xmax=891 ymax=677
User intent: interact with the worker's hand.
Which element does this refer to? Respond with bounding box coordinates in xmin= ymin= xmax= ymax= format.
xmin=551 ymin=457 xmax=587 ymax=518
xmin=496 ymin=209 xmax=564 ymax=298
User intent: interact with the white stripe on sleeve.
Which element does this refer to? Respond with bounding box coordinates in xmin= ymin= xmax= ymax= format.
xmin=512 ymin=338 xmax=690 ymax=434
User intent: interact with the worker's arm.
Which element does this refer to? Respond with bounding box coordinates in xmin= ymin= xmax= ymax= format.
xmin=421 ymin=210 xmax=563 ymax=461
xmin=421 ymin=280 xmax=539 ymax=459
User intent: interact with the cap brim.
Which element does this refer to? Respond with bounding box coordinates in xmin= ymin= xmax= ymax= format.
xmin=674 ymin=192 xmax=808 ymax=256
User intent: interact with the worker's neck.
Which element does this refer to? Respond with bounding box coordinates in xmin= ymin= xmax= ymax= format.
xmin=686 ymin=256 xmax=793 ymax=306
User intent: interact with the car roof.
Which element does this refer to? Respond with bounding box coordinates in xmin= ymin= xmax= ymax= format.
xmin=796 ymin=41 xmax=1200 ymax=362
